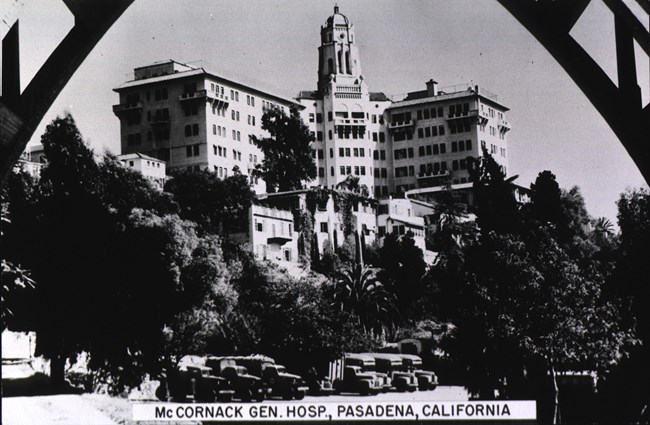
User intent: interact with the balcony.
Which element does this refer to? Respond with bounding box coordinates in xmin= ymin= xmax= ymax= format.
xmin=388 ymin=119 xmax=415 ymax=130
xmin=267 ymin=235 xmax=292 ymax=245
xmin=417 ymin=170 xmax=450 ymax=179
xmin=447 ymin=109 xmax=478 ymax=121
xmin=498 ymin=119 xmax=511 ymax=132
xmin=112 ymin=101 xmax=143 ymax=115
xmin=334 ymin=117 xmax=366 ymax=126
xmin=179 ymin=90 xmax=229 ymax=109
xmin=150 ymin=116 xmax=170 ymax=127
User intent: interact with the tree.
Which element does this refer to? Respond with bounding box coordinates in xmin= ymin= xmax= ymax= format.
xmin=330 ymin=263 xmax=395 ymax=336
xmin=164 ymin=167 xmax=253 ymax=236
xmin=377 ymin=232 xmax=427 ymax=318
xmin=529 ymin=170 xmax=562 ymax=225
xmin=252 ymin=106 xmax=316 ymax=192
xmin=469 ymin=149 xmax=520 ymax=234
xmin=450 ymin=226 xmax=636 ymax=423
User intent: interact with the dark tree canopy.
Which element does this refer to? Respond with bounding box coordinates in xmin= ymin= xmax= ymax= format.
xmin=252 ymin=106 xmax=316 ymax=192
xmin=164 ymin=167 xmax=253 ymax=236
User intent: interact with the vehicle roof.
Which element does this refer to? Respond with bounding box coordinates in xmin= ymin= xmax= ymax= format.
xmin=345 ymin=353 xmax=376 ymax=362
xmin=362 ymin=353 xmax=404 ymax=363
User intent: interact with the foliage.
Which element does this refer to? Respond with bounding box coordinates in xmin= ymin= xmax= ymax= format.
xmin=164 ymin=167 xmax=253 ymax=236
xmin=378 ymin=232 xmax=427 ymax=318
xmin=469 ymin=148 xmax=520 ymax=234
xmin=252 ymin=106 xmax=316 ymax=192
xmin=329 ymin=263 xmax=395 ymax=336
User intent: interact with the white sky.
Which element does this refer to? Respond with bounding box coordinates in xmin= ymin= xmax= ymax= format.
xmin=1 ymin=0 xmax=648 ymax=224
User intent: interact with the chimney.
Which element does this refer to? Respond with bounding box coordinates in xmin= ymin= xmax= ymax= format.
xmin=426 ymin=79 xmax=438 ymax=97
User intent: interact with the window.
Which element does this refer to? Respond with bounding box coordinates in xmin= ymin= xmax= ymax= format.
xmin=320 ymin=222 xmax=328 ymax=233
xmin=317 ymin=131 xmax=323 ymax=141
xmin=318 ymin=149 xmax=324 ymax=159
xmin=354 ymin=166 xmax=359 ymax=175
xmin=345 ymin=148 xmax=350 ymax=157
xmin=309 ymin=113 xmax=315 ymax=122
xmin=319 ymin=167 xmax=325 ymax=177
xmin=432 ymin=126 xmax=438 ymax=136
xmin=331 ymin=167 xmax=334 ymax=176
xmin=353 ymin=148 xmax=359 ymax=157
xmin=340 ymin=166 xmax=345 ymax=175
xmin=427 ymin=145 xmax=433 ymax=155
xmin=459 ymin=140 xmax=465 ymax=151
xmin=418 ymin=128 xmax=424 ymax=138
xmin=127 ymin=133 xmax=141 ymax=146
xmin=425 ymin=127 xmax=431 ymax=137
xmin=316 ymin=113 xmax=322 ymax=123
xmin=330 ymin=148 xmax=333 ymax=158
xmin=379 ymin=132 xmax=385 ymax=143
xmin=185 ymin=125 xmax=191 ymax=137
xmin=423 ymin=108 xmax=430 ymax=119
xmin=192 ymin=124 xmax=199 ymax=135
xmin=380 ymin=150 xmax=386 ymax=160
xmin=339 ymin=148 xmax=344 ymax=157
xmin=360 ymin=166 xmax=366 ymax=175
xmin=452 ymin=141 xmax=458 ymax=152
xmin=212 ymin=124 xmax=216 ymax=135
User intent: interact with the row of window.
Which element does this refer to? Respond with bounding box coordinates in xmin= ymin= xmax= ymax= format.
xmin=416 ymin=107 xmax=445 ymax=121
xmin=451 ymin=139 xmax=472 ymax=153
xmin=339 ymin=165 xmax=367 ymax=176
xmin=419 ymin=162 xmax=449 ymax=174
xmin=418 ymin=143 xmax=447 ymax=156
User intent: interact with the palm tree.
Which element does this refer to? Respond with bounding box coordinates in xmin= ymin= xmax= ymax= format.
xmin=332 ymin=262 xmax=395 ymax=335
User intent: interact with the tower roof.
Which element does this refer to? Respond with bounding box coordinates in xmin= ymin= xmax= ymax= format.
xmin=326 ymin=5 xmax=350 ymax=26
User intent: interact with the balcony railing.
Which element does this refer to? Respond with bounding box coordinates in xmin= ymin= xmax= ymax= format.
xmin=112 ymin=101 xmax=143 ymax=114
xmin=180 ymin=90 xmax=229 ymax=108
xmin=179 ymin=90 xmax=208 ymax=101
xmin=150 ymin=117 xmax=170 ymax=126
xmin=417 ymin=170 xmax=450 ymax=178
xmin=447 ymin=109 xmax=479 ymax=121
xmin=334 ymin=118 xmax=366 ymax=126
xmin=388 ymin=119 xmax=415 ymax=129
xmin=498 ymin=119 xmax=511 ymax=131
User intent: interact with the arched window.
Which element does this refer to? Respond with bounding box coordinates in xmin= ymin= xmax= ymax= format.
xmin=328 ymin=58 xmax=334 ymax=75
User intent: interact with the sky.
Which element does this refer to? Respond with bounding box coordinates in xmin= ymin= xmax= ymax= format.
xmin=1 ymin=0 xmax=648 ymax=224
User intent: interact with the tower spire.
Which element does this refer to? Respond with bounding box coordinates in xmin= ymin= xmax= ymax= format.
xmin=334 ymin=4 xmax=339 ymax=14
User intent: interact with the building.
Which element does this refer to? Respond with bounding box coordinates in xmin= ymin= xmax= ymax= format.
xmin=297 ymin=6 xmax=392 ymax=195
xmin=298 ymin=7 xmax=512 ymax=201
xmin=113 ymin=60 xmax=300 ymax=193
xmin=117 ymin=153 xmax=166 ymax=190
xmin=386 ymin=81 xmax=510 ymax=197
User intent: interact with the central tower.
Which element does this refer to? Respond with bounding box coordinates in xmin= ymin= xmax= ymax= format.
xmin=317 ymin=5 xmax=363 ymax=93
xmin=298 ymin=6 xmax=391 ymax=197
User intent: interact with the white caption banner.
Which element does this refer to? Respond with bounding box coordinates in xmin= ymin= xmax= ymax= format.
xmin=133 ymin=400 xmax=536 ymax=421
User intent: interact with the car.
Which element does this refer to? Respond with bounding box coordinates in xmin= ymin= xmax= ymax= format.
xmin=398 ymin=354 xmax=438 ymax=390
xmin=217 ymin=355 xmax=309 ymax=400
xmin=362 ymin=353 xmax=418 ymax=392
xmin=205 ymin=357 xmax=268 ymax=402
xmin=155 ymin=356 xmax=234 ymax=402
xmin=344 ymin=353 xmax=392 ymax=392
xmin=333 ymin=365 xmax=382 ymax=396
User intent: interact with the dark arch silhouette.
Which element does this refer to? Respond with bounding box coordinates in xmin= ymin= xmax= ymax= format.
xmin=1 ymin=0 xmax=648 ymax=185
xmin=0 ymin=0 xmax=135 ymax=185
